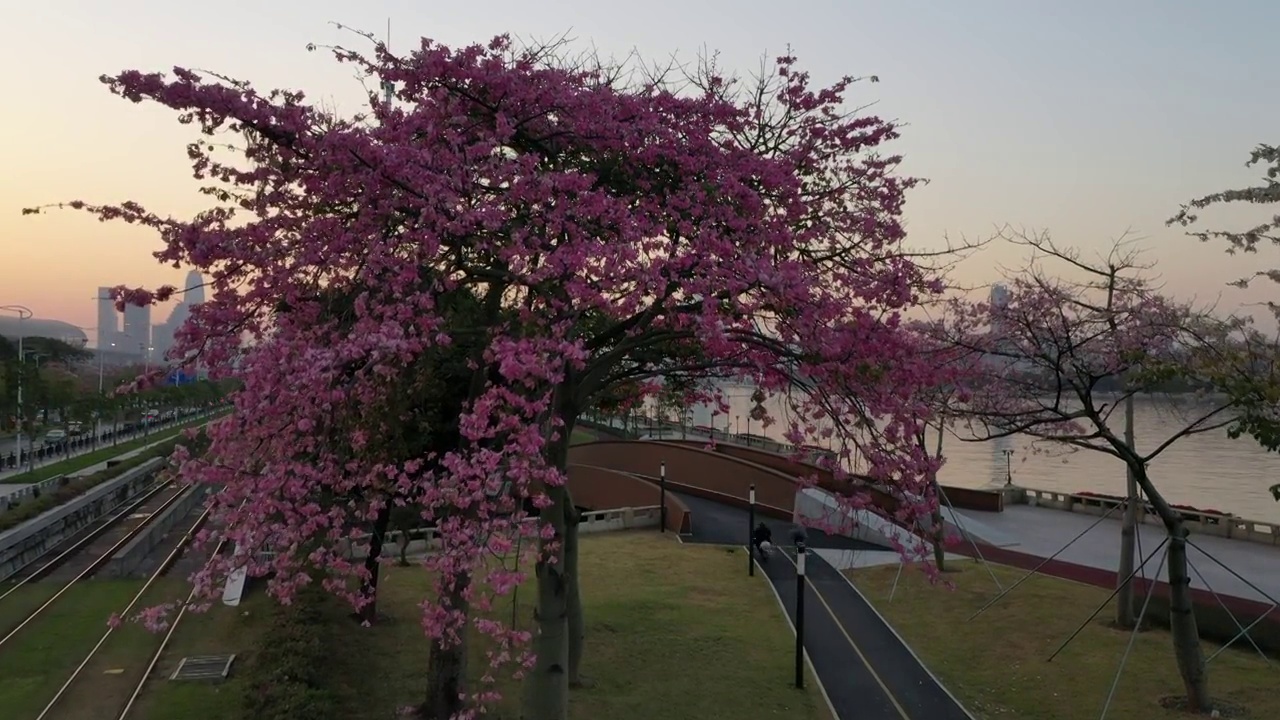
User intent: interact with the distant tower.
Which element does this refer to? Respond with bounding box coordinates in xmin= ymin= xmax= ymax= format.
xmin=990 ymin=283 xmax=1011 ymax=309
xmin=184 ymin=270 xmax=205 ymax=306
xmin=96 ymin=286 xmax=118 ymax=350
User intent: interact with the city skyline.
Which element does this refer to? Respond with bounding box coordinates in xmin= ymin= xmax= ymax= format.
xmin=2 ymin=2 xmax=1279 ymax=331
xmin=90 ymin=270 xmax=205 ymax=357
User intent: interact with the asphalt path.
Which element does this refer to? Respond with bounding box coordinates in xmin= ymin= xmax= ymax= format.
xmin=674 ymin=490 xmax=974 ymax=720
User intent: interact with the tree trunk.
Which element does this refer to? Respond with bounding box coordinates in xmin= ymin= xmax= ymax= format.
xmin=398 ymin=529 xmax=411 ymax=566
xmin=929 ymin=424 xmax=947 ymax=571
xmin=420 ymin=575 xmax=471 ymax=720
xmin=1133 ymin=469 xmax=1210 ymax=710
xmin=565 ymin=497 xmax=590 ymax=689
xmin=1167 ymin=526 xmax=1210 ymax=710
xmin=1115 ymin=397 xmax=1138 ymax=628
xmin=521 ymin=484 xmax=571 ymax=720
xmin=359 ymin=504 xmax=392 ymax=625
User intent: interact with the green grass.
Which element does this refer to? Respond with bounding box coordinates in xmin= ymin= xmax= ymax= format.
xmin=847 ymin=560 xmax=1278 ymax=719
xmin=0 ymin=412 xmax=223 ymax=485
xmin=569 ymin=429 xmax=597 ymax=445
xmin=142 ymin=532 xmax=830 ymax=720
xmin=129 ymin=589 xmax=275 ymax=720
xmin=0 ymin=579 xmax=145 ymax=719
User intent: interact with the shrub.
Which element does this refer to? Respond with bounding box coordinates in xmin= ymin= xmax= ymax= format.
xmin=240 ymin=586 xmax=341 ymax=720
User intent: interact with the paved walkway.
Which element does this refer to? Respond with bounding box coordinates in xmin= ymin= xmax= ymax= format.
xmin=954 ymin=505 xmax=1280 ymax=605
xmin=674 ymin=491 xmax=973 ymax=720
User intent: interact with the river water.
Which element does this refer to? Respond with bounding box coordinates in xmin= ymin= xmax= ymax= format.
xmin=681 ymin=387 xmax=1280 ymax=525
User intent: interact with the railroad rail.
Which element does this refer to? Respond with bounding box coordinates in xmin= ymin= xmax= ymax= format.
xmin=34 ymin=501 xmax=214 ymax=720
xmin=0 ymin=482 xmax=186 ymax=649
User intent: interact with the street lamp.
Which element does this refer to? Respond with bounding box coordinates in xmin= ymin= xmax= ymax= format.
xmin=1 ymin=305 xmax=33 ymax=471
xmin=1003 ymin=449 xmax=1014 ymax=486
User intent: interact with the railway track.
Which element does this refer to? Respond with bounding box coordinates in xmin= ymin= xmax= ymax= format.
xmin=34 ymin=505 xmax=217 ymax=720
xmin=0 ymin=478 xmax=174 ymax=590
xmin=0 ymin=482 xmax=187 ymax=648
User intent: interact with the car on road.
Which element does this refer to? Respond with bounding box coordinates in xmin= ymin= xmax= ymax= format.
xmin=67 ymin=422 xmax=85 ymax=436
xmin=44 ymin=429 xmax=67 ymax=443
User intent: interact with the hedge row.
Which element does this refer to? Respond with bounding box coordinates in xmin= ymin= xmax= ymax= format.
xmin=0 ymin=436 xmax=186 ymax=533
xmin=241 ymin=585 xmax=342 ymax=720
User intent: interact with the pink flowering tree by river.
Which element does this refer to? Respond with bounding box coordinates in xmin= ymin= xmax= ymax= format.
xmin=933 ymin=228 xmax=1272 ymax=712
xmin=26 ymin=31 xmax=953 ymax=719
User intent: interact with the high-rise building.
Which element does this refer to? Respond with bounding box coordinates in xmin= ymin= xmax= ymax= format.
xmin=990 ymin=283 xmax=1011 ymax=309
xmin=184 ymin=270 xmax=205 ymax=305
xmin=152 ymin=271 xmax=206 ymax=361
xmin=123 ymin=304 xmax=152 ymax=358
xmin=96 ymin=286 xmax=118 ymax=350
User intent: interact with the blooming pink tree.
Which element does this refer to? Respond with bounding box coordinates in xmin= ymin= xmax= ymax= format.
xmin=27 ymin=31 xmax=952 ymax=719
xmin=935 ymin=228 xmax=1261 ymax=712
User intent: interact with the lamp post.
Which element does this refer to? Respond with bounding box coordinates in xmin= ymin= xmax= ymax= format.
xmin=659 ymin=461 xmax=667 ymax=533
xmin=1 ymin=305 xmax=33 ymax=472
xmin=1003 ymin=449 xmax=1014 ymax=486
xmin=793 ymin=527 xmax=809 ymax=689
xmin=747 ymin=484 xmax=756 ymax=577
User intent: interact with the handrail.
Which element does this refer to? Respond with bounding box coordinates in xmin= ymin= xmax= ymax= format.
xmin=1017 ymin=486 xmax=1279 ymax=546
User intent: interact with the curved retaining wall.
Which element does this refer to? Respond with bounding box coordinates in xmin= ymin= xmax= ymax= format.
xmin=567 ymin=463 xmax=691 ymax=533
xmin=0 ymin=457 xmax=165 ymax=578
xmin=102 ymin=485 xmax=208 ymax=579
xmin=568 ymin=440 xmax=800 ymax=520
xmin=663 ymin=439 xmax=1005 ymax=513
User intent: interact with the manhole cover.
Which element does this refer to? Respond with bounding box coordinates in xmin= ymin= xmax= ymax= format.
xmin=170 ymin=654 xmax=235 ymax=682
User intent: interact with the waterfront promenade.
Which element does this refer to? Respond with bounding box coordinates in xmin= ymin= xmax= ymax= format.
xmin=819 ymin=503 xmax=1280 ymax=606
xmin=610 ymin=416 xmax=1280 ymax=605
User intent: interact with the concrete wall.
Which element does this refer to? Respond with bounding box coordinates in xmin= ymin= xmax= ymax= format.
xmin=0 ymin=458 xmax=164 ymax=579
xmin=0 ymin=474 xmax=69 ymax=512
xmin=338 ymin=506 xmax=666 ymax=561
xmin=795 ymin=487 xmax=924 ymax=551
xmin=566 ymin=463 xmax=691 ymax=533
xmin=101 ymin=485 xmax=207 ymax=579
xmin=1018 ymin=486 xmax=1280 ymax=547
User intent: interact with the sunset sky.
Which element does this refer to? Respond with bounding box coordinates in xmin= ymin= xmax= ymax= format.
xmin=2 ymin=0 xmax=1277 ymax=344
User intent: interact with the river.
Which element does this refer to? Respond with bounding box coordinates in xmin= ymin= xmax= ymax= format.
xmin=681 ymin=386 xmax=1280 ymax=525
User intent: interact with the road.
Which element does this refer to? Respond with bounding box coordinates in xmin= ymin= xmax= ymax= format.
xmin=0 ymin=420 xmax=125 ymax=456
xmin=675 ymin=491 xmax=975 ymax=720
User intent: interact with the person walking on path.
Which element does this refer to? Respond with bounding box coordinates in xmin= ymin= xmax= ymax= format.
xmin=751 ymin=521 xmax=774 ymax=560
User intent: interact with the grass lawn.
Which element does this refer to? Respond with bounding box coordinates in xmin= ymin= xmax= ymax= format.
xmin=0 ymin=579 xmax=145 ymax=719
xmin=39 ymin=577 xmax=194 ymax=720
xmin=0 ymin=413 xmax=224 ymax=485
xmin=142 ymin=531 xmax=829 ymax=720
xmin=848 ymin=560 xmax=1278 ymax=719
xmin=569 ymin=428 xmax=597 ymax=445
xmin=127 ymin=588 xmax=275 ymax=720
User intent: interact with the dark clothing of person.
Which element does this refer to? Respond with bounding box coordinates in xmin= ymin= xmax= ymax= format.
xmin=751 ymin=523 xmax=773 ymax=555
